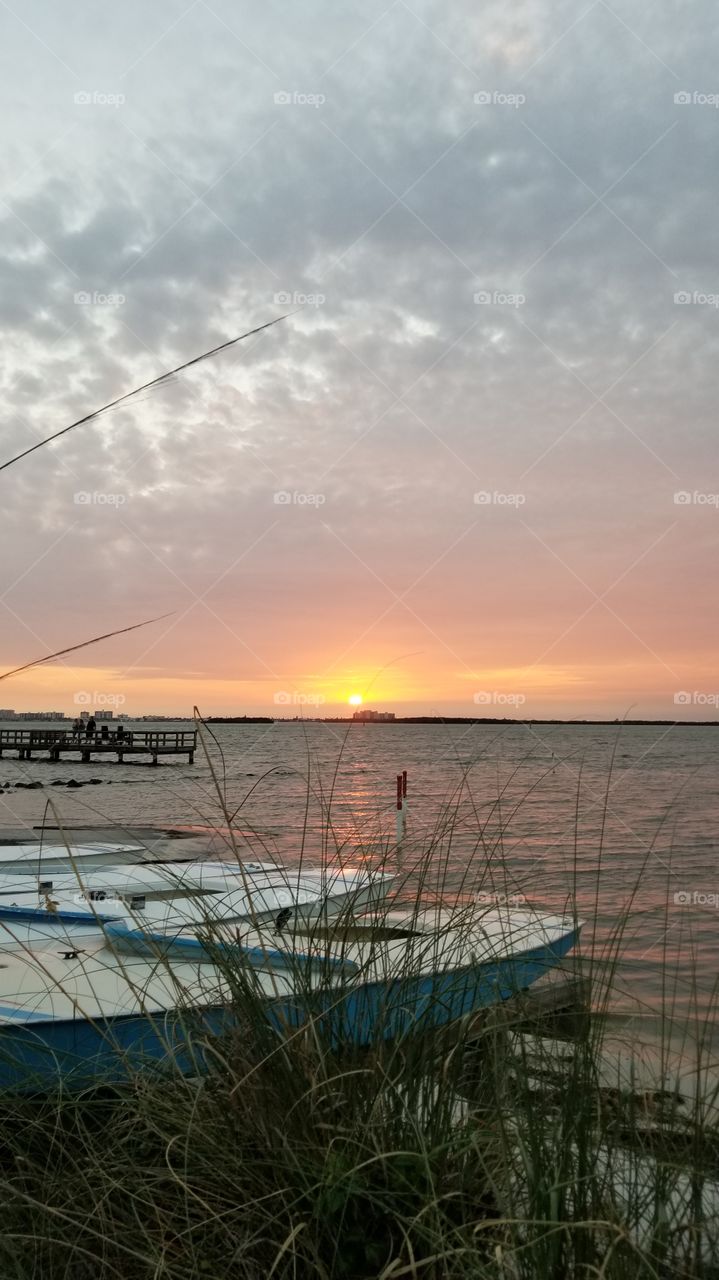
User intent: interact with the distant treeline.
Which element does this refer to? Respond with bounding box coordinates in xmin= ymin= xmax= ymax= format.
xmin=278 ymin=717 xmax=719 ymax=726
xmin=204 ymin=716 xmax=275 ymax=724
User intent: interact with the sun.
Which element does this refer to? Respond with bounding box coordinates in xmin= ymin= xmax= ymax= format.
xmin=348 ymin=694 xmax=363 ymax=707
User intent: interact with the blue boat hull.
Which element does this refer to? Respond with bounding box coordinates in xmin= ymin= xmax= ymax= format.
xmin=265 ymin=929 xmax=579 ymax=1046
xmin=0 ymin=931 xmax=578 ymax=1091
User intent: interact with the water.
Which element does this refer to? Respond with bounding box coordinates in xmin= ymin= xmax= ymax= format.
xmin=1 ymin=721 xmax=717 ymax=1031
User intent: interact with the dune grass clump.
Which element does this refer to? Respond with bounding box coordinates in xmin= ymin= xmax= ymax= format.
xmin=0 ymin=977 xmax=715 ymax=1280
xmin=0 ymin=1018 xmax=504 ymax=1279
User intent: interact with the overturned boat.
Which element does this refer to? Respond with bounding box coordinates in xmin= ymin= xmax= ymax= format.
xmin=0 ymin=903 xmax=580 ymax=1089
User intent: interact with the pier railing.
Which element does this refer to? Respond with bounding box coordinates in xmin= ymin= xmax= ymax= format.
xmin=0 ymin=729 xmax=196 ymax=748
xmin=0 ymin=730 xmax=68 ymax=745
xmin=0 ymin=728 xmax=197 ymax=764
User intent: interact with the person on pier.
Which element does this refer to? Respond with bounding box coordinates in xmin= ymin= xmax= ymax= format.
xmin=85 ymin=715 xmax=96 ymax=739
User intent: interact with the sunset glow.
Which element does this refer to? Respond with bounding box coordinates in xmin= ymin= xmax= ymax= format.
xmin=348 ymin=695 xmax=363 ymax=707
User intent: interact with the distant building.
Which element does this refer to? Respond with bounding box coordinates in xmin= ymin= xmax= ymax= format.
xmin=16 ymin=711 xmax=65 ymax=721
xmin=0 ymin=710 xmax=16 ymax=719
xmin=95 ymin=710 xmax=114 ymax=721
xmin=352 ymin=709 xmax=395 ymax=722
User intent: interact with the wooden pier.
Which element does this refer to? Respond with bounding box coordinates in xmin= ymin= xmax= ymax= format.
xmin=0 ymin=728 xmax=196 ymax=767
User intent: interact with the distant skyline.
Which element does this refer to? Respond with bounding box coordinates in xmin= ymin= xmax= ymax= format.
xmin=0 ymin=2 xmax=716 ymax=720
xmin=3 ymin=705 xmax=719 ymax=726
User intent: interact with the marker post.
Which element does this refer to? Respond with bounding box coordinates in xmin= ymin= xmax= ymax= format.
xmin=396 ymin=771 xmax=408 ymax=846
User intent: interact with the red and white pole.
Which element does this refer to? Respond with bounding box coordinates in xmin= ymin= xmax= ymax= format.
xmin=396 ymin=771 xmax=408 ymax=845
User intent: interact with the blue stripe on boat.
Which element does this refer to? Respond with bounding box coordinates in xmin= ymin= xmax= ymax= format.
xmin=0 ymin=905 xmax=120 ymax=925
xmin=0 ymin=1004 xmax=58 ymax=1022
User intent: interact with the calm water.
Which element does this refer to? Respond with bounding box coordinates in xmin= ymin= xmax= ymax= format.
xmin=1 ymin=721 xmax=718 ymax=1030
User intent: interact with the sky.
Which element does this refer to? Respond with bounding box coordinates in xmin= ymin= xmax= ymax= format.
xmin=0 ymin=0 xmax=716 ymax=720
